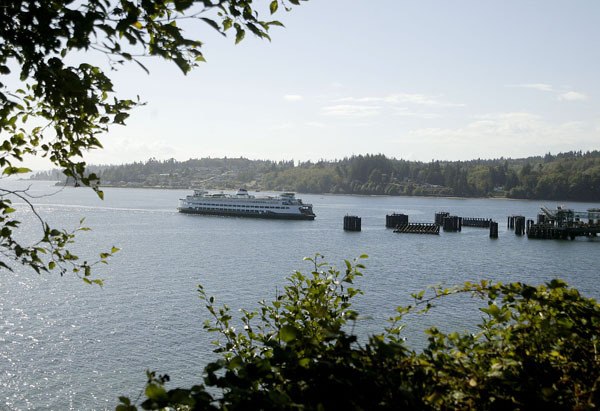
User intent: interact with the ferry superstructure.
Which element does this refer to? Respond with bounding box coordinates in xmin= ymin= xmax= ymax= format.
xmin=178 ymin=189 xmax=316 ymax=220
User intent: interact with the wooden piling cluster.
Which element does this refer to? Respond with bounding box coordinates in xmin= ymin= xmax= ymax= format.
xmin=527 ymin=223 xmax=600 ymax=240
xmin=435 ymin=212 xmax=450 ymax=226
xmin=462 ymin=217 xmax=492 ymax=228
xmin=386 ymin=213 xmax=409 ymax=228
xmin=515 ymin=216 xmax=526 ymax=235
xmin=343 ymin=215 xmax=361 ymax=231
xmin=443 ymin=216 xmax=462 ymax=232
xmin=527 ymin=224 xmax=565 ymax=239
xmin=342 ymin=205 xmax=599 ymax=241
xmin=393 ymin=223 xmax=439 ymax=235
xmin=489 ymin=221 xmax=499 ymax=238
xmin=507 ymin=216 xmax=515 ymax=229
xmin=507 ymin=215 xmax=526 ymax=235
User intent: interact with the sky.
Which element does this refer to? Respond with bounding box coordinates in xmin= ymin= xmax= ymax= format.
xmin=32 ymin=1 xmax=600 ymax=167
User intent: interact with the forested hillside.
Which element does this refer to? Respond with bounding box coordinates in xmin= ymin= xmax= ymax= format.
xmin=31 ymin=151 xmax=600 ymax=201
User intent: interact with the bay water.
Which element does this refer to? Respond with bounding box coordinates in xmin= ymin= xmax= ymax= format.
xmin=1 ymin=180 xmax=598 ymax=410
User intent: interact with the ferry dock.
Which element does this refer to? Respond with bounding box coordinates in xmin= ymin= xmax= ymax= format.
xmin=526 ymin=207 xmax=600 ymax=240
xmin=343 ymin=206 xmax=600 ymax=241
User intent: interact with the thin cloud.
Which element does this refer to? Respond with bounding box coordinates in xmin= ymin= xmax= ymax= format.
xmin=510 ymin=83 xmax=555 ymax=92
xmin=395 ymin=93 xmax=465 ymax=107
xmin=333 ymin=93 xmax=464 ymax=107
xmin=269 ymin=122 xmax=294 ymax=130
xmin=510 ymin=84 xmax=589 ymax=102
xmin=283 ymin=94 xmax=303 ymax=102
xmin=392 ymin=107 xmax=442 ymax=119
xmin=402 ymin=112 xmax=596 ymax=159
xmin=334 ymin=96 xmax=397 ymax=104
xmin=559 ymin=91 xmax=588 ymax=101
xmin=323 ymin=92 xmax=460 ymax=119
xmin=321 ymin=104 xmax=381 ymax=117
xmin=305 ymin=121 xmax=327 ymax=128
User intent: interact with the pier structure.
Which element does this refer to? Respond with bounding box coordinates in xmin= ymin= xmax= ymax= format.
xmin=527 ymin=207 xmax=600 ymax=240
xmin=462 ymin=217 xmax=492 ymax=228
xmin=382 ymin=206 xmax=600 ymax=241
xmin=393 ymin=223 xmax=439 ymax=235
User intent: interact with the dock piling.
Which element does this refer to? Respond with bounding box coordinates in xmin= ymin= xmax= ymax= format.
xmin=435 ymin=212 xmax=450 ymax=226
xmin=489 ymin=221 xmax=499 ymax=238
xmin=443 ymin=216 xmax=462 ymax=232
xmin=386 ymin=213 xmax=409 ymax=228
xmin=343 ymin=215 xmax=362 ymax=231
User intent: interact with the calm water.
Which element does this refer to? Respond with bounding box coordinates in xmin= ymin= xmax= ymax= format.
xmin=1 ymin=180 xmax=599 ymax=410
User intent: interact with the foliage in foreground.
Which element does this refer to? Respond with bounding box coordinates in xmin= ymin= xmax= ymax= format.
xmin=119 ymin=256 xmax=600 ymax=410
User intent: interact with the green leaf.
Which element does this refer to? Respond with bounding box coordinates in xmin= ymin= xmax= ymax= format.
xmin=2 ymin=166 xmax=31 ymax=175
xmin=145 ymin=383 xmax=168 ymax=401
xmin=201 ymin=17 xmax=225 ymax=36
xmin=235 ymin=28 xmax=245 ymax=44
xmin=270 ymin=1 xmax=278 ymax=14
xmin=279 ymin=325 xmax=297 ymax=342
xmin=118 ymin=396 xmax=131 ymax=406
xmin=228 ymin=356 xmax=243 ymax=369
xmin=113 ymin=113 xmax=129 ymax=124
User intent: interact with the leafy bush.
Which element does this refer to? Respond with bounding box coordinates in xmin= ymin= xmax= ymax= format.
xmin=119 ymin=256 xmax=600 ymax=410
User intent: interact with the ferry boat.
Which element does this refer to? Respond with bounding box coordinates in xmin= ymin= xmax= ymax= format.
xmin=178 ymin=188 xmax=316 ymax=220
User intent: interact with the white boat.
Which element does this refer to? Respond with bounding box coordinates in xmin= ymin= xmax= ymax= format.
xmin=178 ymin=188 xmax=316 ymax=220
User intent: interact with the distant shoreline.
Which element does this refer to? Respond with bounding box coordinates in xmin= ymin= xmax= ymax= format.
xmin=28 ymin=180 xmax=599 ymax=204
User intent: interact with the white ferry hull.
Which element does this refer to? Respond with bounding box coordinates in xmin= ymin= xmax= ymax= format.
xmin=177 ymin=189 xmax=316 ymax=220
xmin=178 ymin=207 xmax=315 ymax=220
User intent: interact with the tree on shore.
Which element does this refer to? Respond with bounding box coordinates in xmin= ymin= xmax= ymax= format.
xmin=0 ymin=0 xmax=305 ymax=280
